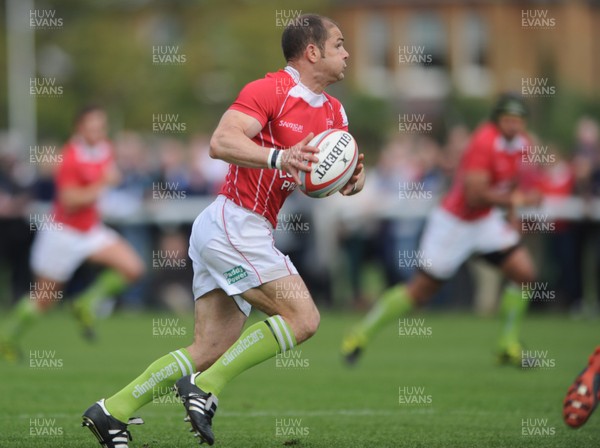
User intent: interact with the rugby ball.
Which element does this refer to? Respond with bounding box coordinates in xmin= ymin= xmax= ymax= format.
xmin=299 ymin=129 xmax=358 ymax=198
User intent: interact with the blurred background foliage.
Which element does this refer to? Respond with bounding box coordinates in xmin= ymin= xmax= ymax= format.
xmin=1 ymin=0 xmax=599 ymax=157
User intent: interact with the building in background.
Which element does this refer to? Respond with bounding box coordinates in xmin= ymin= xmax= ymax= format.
xmin=335 ymin=0 xmax=599 ymax=100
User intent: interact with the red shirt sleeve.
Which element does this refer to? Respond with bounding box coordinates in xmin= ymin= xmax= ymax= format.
xmin=328 ymin=95 xmax=349 ymax=132
xmin=462 ymin=129 xmax=493 ymax=173
xmin=228 ymin=78 xmax=279 ymax=128
xmin=55 ymin=146 xmax=81 ymax=189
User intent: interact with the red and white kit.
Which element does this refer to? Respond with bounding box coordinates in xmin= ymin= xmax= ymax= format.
xmin=190 ymin=66 xmax=348 ymax=314
xmin=31 ymin=139 xmax=118 ymax=281
xmin=419 ymin=123 xmax=529 ymax=279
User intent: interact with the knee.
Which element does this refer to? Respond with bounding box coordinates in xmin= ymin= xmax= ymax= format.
xmin=511 ymin=266 xmax=537 ymax=285
xmin=186 ymin=341 xmax=226 ymax=372
xmin=123 ymin=259 xmax=145 ymax=283
xmin=289 ymin=306 xmax=320 ymax=344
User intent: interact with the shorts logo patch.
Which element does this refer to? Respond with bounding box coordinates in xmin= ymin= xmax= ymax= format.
xmin=224 ymin=265 xmax=248 ymax=285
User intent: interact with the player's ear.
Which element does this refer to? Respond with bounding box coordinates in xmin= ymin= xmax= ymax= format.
xmin=305 ymin=43 xmax=320 ymax=64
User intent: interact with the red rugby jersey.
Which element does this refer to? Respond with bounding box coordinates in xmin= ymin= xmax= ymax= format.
xmin=53 ymin=139 xmax=113 ymax=231
xmin=219 ymin=66 xmax=349 ymax=227
xmin=442 ymin=122 xmax=531 ymax=220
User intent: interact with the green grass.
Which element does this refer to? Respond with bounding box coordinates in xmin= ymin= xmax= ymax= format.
xmin=2 ymin=310 xmax=600 ymax=447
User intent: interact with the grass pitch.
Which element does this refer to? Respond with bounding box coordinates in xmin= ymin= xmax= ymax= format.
xmin=1 ymin=310 xmax=599 ymax=447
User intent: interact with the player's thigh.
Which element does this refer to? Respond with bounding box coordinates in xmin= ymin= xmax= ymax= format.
xmin=30 ymin=227 xmax=81 ymax=285
xmin=187 ymin=288 xmax=247 ymax=371
xmin=87 ymin=237 xmax=144 ymax=281
xmin=499 ymin=246 xmax=536 ymax=284
xmin=241 ymin=274 xmax=319 ymax=343
xmin=419 ymin=208 xmax=475 ymax=280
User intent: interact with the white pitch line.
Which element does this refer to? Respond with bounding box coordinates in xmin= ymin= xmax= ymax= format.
xmin=12 ymin=408 xmax=435 ymax=420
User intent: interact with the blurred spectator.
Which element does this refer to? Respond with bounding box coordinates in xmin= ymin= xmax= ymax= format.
xmin=572 ymin=117 xmax=600 ymax=314
xmin=536 ymin=145 xmax=579 ymax=309
xmin=440 ymin=125 xmax=470 ymax=186
xmin=188 ymin=134 xmax=228 ymax=196
xmin=0 ymin=149 xmax=33 ymax=303
xmin=148 ymin=228 xmax=193 ymax=313
xmin=101 ymin=131 xmax=155 ymax=308
xmin=30 ymin=141 xmax=59 ymax=202
xmin=573 ymin=117 xmax=600 ymax=197
xmin=155 ymin=138 xmax=190 ymax=194
xmin=377 ymin=136 xmax=445 ymax=284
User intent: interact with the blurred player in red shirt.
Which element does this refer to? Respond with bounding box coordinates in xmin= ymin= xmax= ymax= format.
xmin=0 ymin=106 xmax=144 ymax=361
xmin=343 ymin=93 xmax=542 ymax=366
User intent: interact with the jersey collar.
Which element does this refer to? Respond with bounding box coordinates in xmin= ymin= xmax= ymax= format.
xmin=72 ymin=137 xmax=110 ymax=162
xmin=284 ymin=66 xmax=328 ymax=108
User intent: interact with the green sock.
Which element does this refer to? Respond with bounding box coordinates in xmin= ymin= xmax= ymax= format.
xmin=105 ymin=348 xmax=195 ymax=422
xmin=73 ymin=270 xmax=128 ymax=310
xmin=1 ymin=296 xmax=41 ymax=343
xmin=196 ymin=315 xmax=296 ymax=396
xmin=498 ymin=283 xmax=529 ymax=348
xmin=356 ymin=284 xmax=414 ymax=343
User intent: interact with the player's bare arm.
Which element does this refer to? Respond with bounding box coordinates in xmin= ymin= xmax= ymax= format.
xmin=464 ymin=171 xmax=541 ymax=227
xmin=59 ymin=182 xmax=105 ymax=212
xmin=464 ymin=171 xmax=514 ymax=209
xmin=210 ymin=109 xmax=319 ymax=184
xmin=465 ymin=170 xmax=542 ymax=208
xmin=104 ymin=161 xmax=122 ymax=187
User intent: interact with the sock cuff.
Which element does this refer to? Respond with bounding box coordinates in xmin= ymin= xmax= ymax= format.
xmin=265 ymin=315 xmax=296 ymax=353
xmin=170 ymin=348 xmax=195 ymax=376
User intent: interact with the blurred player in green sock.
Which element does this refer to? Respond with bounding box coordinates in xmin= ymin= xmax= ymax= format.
xmin=82 ymin=14 xmax=365 ymax=448
xmin=342 ymin=93 xmax=541 ymax=367
xmin=0 ymin=106 xmax=144 ymax=362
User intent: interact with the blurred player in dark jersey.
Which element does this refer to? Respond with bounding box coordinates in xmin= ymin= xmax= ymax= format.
xmin=0 ymin=106 xmax=144 ymax=361
xmin=342 ymin=93 xmax=541 ymax=366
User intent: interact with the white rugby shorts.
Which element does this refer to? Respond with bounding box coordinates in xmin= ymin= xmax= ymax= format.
xmin=189 ymin=195 xmax=298 ymax=316
xmin=31 ymin=223 xmax=119 ymax=282
xmin=418 ymin=206 xmax=520 ymax=280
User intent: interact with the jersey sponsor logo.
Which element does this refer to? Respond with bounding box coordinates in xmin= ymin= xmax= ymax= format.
xmin=222 ymin=329 xmax=265 ymax=366
xmin=224 ymin=265 xmax=248 ymax=285
xmin=132 ymin=361 xmax=179 ymax=398
xmin=278 ymin=120 xmax=304 ymax=133
xmin=277 ymin=169 xmax=297 ymax=191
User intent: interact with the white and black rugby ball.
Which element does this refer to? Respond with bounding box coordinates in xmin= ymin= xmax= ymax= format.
xmin=299 ymin=129 xmax=358 ymax=198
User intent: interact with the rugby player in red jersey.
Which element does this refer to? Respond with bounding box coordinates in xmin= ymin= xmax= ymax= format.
xmin=0 ymin=106 xmax=144 ymax=361
xmin=342 ymin=93 xmax=541 ymax=366
xmin=82 ymin=14 xmax=365 ymax=447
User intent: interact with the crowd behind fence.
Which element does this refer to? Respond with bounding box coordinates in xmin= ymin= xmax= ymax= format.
xmin=1 ymin=116 xmax=600 ymax=314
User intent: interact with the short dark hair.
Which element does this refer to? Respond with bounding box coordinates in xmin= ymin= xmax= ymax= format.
xmin=491 ymin=93 xmax=528 ymax=123
xmin=74 ymin=104 xmax=105 ymax=126
xmin=281 ymin=14 xmax=338 ymax=62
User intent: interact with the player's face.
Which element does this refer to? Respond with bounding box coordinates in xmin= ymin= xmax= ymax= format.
xmin=78 ymin=110 xmax=108 ymax=146
xmin=320 ymin=26 xmax=349 ymax=82
xmin=497 ymin=114 xmax=525 ymax=140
